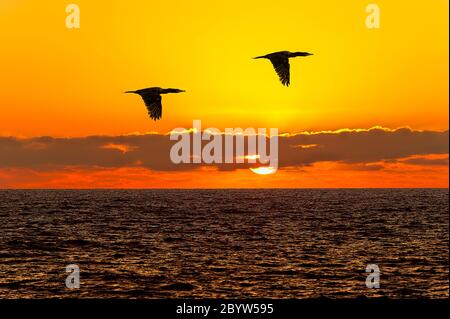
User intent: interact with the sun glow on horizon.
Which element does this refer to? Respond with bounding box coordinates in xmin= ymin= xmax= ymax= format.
xmin=250 ymin=166 xmax=278 ymax=175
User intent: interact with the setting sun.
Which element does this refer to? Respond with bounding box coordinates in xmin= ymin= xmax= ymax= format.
xmin=250 ymin=167 xmax=278 ymax=175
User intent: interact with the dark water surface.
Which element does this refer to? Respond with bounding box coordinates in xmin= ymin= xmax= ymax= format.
xmin=0 ymin=189 xmax=448 ymax=298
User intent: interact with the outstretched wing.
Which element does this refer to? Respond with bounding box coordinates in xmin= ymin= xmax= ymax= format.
xmin=140 ymin=93 xmax=162 ymax=120
xmin=269 ymin=55 xmax=290 ymax=86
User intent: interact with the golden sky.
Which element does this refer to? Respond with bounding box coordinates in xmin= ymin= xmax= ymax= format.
xmin=0 ymin=0 xmax=448 ymax=188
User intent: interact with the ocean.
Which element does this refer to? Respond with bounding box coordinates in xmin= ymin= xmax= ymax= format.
xmin=0 ymin=189 xmax=448 ymax=298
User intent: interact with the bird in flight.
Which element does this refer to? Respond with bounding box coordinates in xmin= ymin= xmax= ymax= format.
xmin=125 ymin=87 xmax=185 ymax=121
xmin=253 ymin=51 xmax=313 ymax=86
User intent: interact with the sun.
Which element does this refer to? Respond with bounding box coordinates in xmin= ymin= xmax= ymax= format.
xmin=250 ymin=167 xmax=277 ymax=175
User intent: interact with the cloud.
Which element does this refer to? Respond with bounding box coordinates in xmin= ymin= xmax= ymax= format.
xmin=0 ymin=127 xmax=448 ymax=172
xmin=399 ymin=156 xmax=449 ymax=166
xmin=101 ymin=143 xmax=138 ymax=154
xmin=341 ymin=164 xmax=385 ymax=171
xmin=278 ymin=127 xmax=448 ymax=167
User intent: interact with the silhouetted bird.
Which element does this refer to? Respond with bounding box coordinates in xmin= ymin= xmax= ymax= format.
xmin=254 ymin=51 xmax=313 ymax=86
xmin=125 ymin=87 xmax=185 ymax=121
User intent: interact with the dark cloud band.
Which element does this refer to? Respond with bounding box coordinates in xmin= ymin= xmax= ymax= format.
xmin=0 ymin=127 xmax=448 ymax=171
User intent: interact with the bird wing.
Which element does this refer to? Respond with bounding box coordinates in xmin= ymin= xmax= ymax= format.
xmin=269 ymin=55 xmax=290 ymax=86
xmin=140 ymin=93 xmax=162 ymax=120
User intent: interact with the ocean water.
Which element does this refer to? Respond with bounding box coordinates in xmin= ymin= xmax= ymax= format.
xmin=0 ymin=189 xmax=448 ymax=299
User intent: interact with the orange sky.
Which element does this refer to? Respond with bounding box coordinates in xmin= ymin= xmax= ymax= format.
xmin=0 ymin=0 xmax=448 ymax=188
